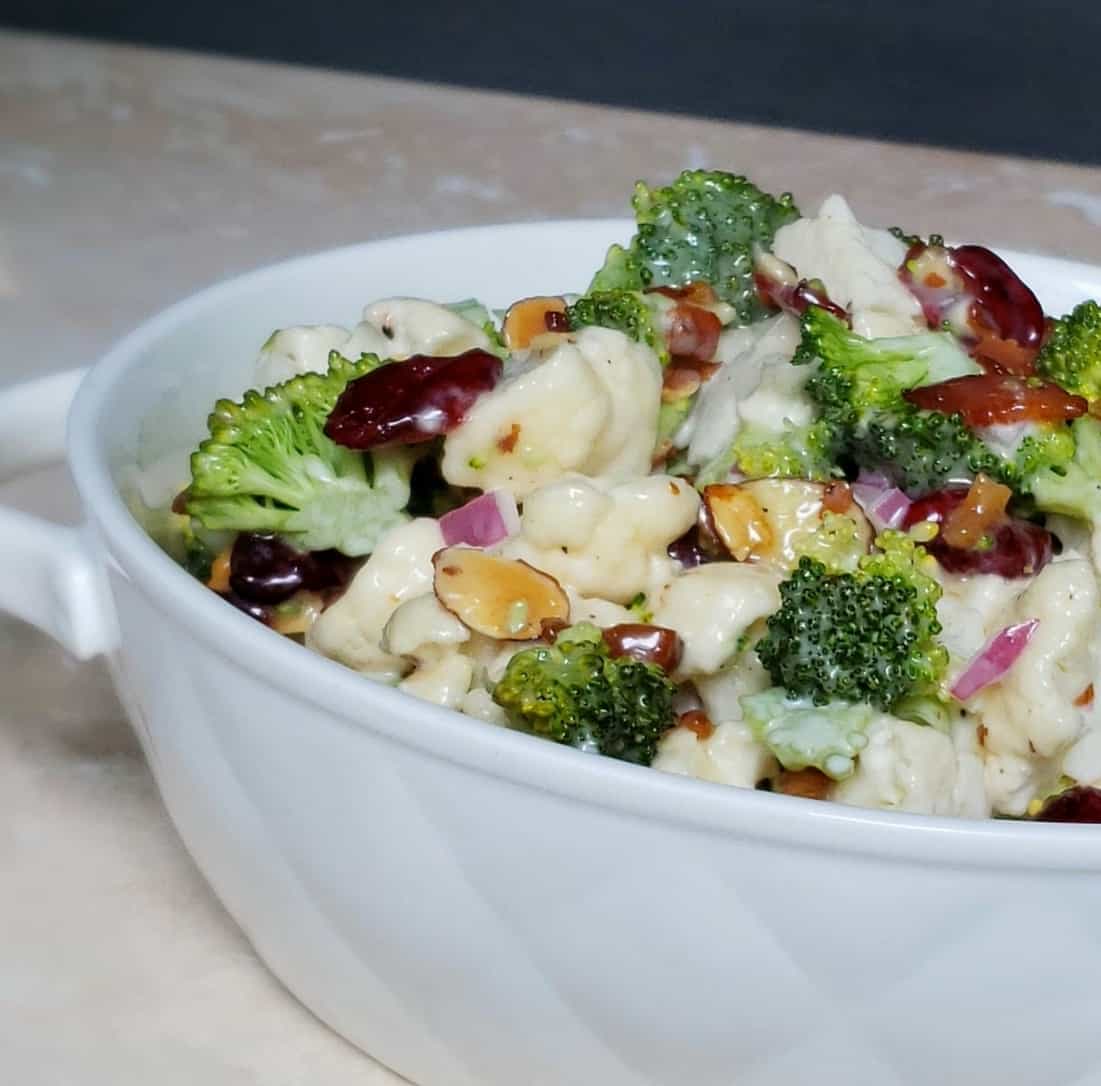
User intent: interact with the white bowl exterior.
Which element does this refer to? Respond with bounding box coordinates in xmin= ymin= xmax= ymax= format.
xmin=71 ymin=222 xmax=1101 ymax=1086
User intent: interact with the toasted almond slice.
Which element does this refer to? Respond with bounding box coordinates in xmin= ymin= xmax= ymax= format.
xmin=702 ymin=484 xmax=773 ymax=561
xmin=433 ymin=547 xmax=569 ymax=640
xmin=502 ymin=296 xmax=568 ymax=350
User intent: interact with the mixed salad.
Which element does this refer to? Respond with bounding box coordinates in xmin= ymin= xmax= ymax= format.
xmin=163 ymin=169 xmax=1101 ymax=822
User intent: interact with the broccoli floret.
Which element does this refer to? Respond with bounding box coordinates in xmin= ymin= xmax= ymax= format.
xmin=741 ymin=688 xmax=876 ymax=780
xmin=791 ymin=511 xmax=868 ymax=573
xmin=1035 ymin=300 xmax=1101 ymax=401
xmin=492 ymin=624 xmax=677 ymax=765
xmin=186 ymin=352 xmax=414 ymax=556
xmin=727 ymin=418 xmax=840 ymax=483
xmin=1024 ymin=416 xmax=1101 ymax=520
xmin=755 ymin=532 xmax=948 ymax=712
xmin=566 ymin=289 xmax=669 ymax=363
xmin=797 ymin=307 xmax=1014 ymax=494
xmin=590 ymin=170 xmax=800 ymax=324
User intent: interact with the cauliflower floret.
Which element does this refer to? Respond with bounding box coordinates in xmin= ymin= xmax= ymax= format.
xmin=361 ymin=297 xmax=491 ymax=358
xmin=974 ymin=559 xmax=1098 ymax=814
xmin=306 ymin=518 xmax=443 ymax=677
xmin=383 ymin=592 xmax=470 ymax=659
xmin=654 ymin=721 xmax=777 ymax=789
xmin=254 ymin=322 xmax=394 ymax=387
xmin=399 ymin=654 xmax=473 ymax=710
xmin=503 ymin=474 xmax=698 ymax=604
xmin=773 ymin=194 xmax=925 ymax=339
xmin=936 ymin=571 xmax=1026 ymax=677
xmin=460 ymin=687 xmax=509 ymax=726
xmin=832 ymin=715 xmax=989 ymax=817
xmin=694 ymin=653 xmax=771 ymax=722
xmin=382 ymin=593 xmax=474 ymax=710
xmin=441 ymin=327 xmax=661 ymax=498
xmin=651 ymin=564 xmax=781 ymax=677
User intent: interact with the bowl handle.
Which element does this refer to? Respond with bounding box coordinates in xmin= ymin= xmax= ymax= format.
xmin=0 ymin=369 xmax=118 ymax=659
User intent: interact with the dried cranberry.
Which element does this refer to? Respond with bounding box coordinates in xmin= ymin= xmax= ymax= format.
xmin=953 ymin=245 xmax=1046 ymax=355
xmin=325 ymin=350 xmax=503 ymax=450
xmin=1035 ymin=786 xmax=1101 ymax=823
xmin=903 ymin=374 xmax=1087 ymax=428
xmin=230 ymin=533 xmax=306 ymax=603
xmin=667 ymin=525 xmax=723 ymax=568
xmin=755 ymin=272 xmax=849 ymax=324
xmin=903 ymin=490 xmax=1053 ymax=578
xmin=219 ymin=590 xmax=273 ymax=625
xmin=228 ymin=534 xmax=360 ymax=609
xmin=899 ymin=242 xmax=1046 ymax=373
xmin=602 ymin=624 xmax=683 ymax=674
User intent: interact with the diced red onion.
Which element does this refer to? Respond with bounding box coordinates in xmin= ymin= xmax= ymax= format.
xmin=851 ymin=471 xmax=912 ymax=530
xmin=439 ymin=490 xmax=520 ymax=548
xmin=950 ymin=619 xmax=1039 ymax=702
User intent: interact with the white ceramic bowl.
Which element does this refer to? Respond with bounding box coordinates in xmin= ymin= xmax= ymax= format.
xmin=4 ymin=221 xmax=1101 ymax=1086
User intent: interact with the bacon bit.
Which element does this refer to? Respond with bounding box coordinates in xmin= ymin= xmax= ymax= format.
xmin=440 ymin=565 xmax=460 ymax=576
xmin=648 ymin=282 xmax=718 ymax=306
xmin=977 ymin=723 xmax=989 ymax=747
xmin=540 ymin=617 xmax=568 ymax=643
xmin=544 ymin=309 xmax=570 ymax=333
xmin=822 ymin=481 xmax=853 ymax=514
xmin=496 ymin=423 xmax=521 ymax=453
xmin=940 ymin=474 xmax=1012 ymax=549
xmin=207 ymin=546 xmax=233 ymax=593
xmin=677 ymin=709 xmax=715 ymax=740
xmin=662 ymin=366 xmax=702 ymax=403
xmin=651 ymin=439 xmax=673 ymax=467
xmin=924 ymin=272 xmax=947 ymax=289
xmin=667 ymin=304 xmax=722 ymax=364
xmin=904 ymin=374 xmax=1088 ymax=428
xmin=970 ymin=320 xmax=1040 ymax=377
xmin=1075 ymin=684 xmax=1095 ymax=708
xmin=776 ymin=768 xmax=831 ymax=800
xmin=171 ymin=488 xmax=190 ymax=516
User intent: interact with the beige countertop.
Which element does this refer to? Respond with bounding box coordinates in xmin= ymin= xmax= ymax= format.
xmin=3 ymin=28 xmax=1101 ymax=1084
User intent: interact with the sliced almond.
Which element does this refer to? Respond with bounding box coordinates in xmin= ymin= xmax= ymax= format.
xmin=502 ymin=296 xmax=568 ymax=350
xmin=702 ymin=484 xmax=773 ymax=561
xmin=433 ymin=547 xmax=569 ymax=640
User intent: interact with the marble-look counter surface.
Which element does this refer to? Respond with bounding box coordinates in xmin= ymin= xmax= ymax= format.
xmin=2 ymin=28 xmax=1100 ymax=1084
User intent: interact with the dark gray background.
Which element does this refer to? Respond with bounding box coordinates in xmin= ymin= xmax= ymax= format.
xmin=5 ymin=0 xmax=1099 ymax=165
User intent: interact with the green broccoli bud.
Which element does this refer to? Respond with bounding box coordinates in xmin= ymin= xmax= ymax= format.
xmin=1023 ymin=416 xmax=1101 ymax=520
xmin=186 ymin=352 xmax=414 ymax=556
xmin=566 ymin=289 xmax=670 ymax=363
xmin=755 ymin=533 xmax=948 ymax=712
xmin=492 ymin=624 xmax=677 ymax=765
xmin=741 ymin=688 xmax=876 ymax=780
xmin=726 ymin=418 xmax=840 ymax=483
xmin=590 ymin=170 xmax=800 ymax=324
xmin=797 ymin=307 xmax=1014 ymax=494
xmin=1035 ymin=299 xmax=1101 ymax=401
xmin=791 ymin=511 xmax=867 ymax=573
xmin=795 ymin=306 xmax=982 ymax=402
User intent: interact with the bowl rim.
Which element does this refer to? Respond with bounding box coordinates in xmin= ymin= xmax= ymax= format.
xmin=67 ymin=217 xmax=1101 ymax=869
